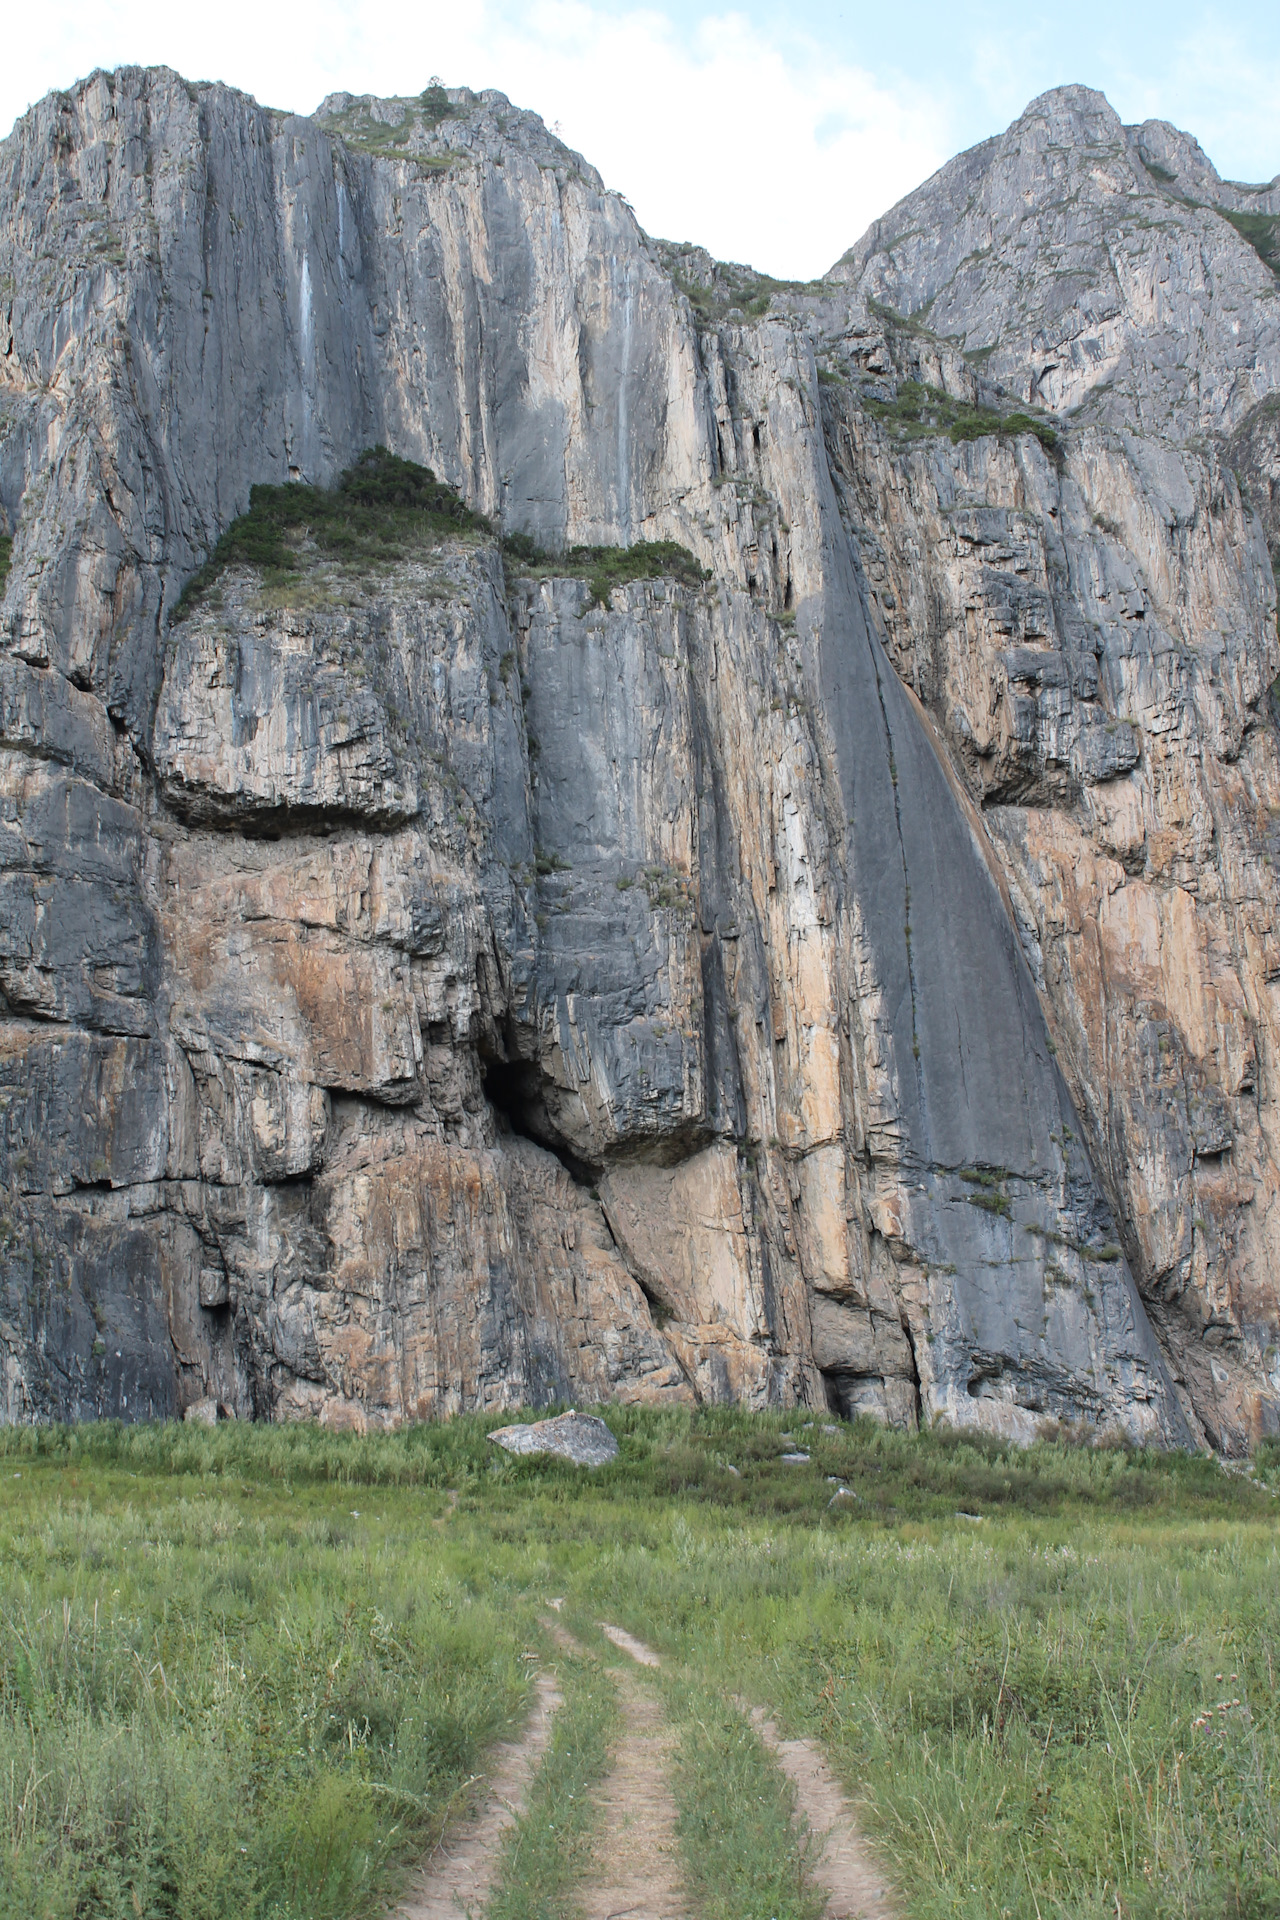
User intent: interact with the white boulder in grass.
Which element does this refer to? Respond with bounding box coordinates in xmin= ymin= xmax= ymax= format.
xmin=183 ymin=1397 xmax=232 ymax=1425
xmin=487 ymin=1410 xmax=619 ymax=1468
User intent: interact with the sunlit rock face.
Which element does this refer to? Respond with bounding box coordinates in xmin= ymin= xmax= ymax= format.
xmin=0 ymin=68 xmax=1276 ymax=1449
xmin=829 ymin=84 xmax=1280 ymax=437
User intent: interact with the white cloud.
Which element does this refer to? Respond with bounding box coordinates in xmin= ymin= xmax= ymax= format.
xmin=2 ymin=1 xmax=948 ymax=276
xmin=922 ymin=10 xmax=1279 ymax=190
xmin=440 ymin=4 xmax=948 ymax=276
xmin=1105 ymin=21 xmax=1280 ymax=185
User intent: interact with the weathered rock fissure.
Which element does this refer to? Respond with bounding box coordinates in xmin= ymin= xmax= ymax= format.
xmin=0 ymin=71 xmax=1277 ymax=1446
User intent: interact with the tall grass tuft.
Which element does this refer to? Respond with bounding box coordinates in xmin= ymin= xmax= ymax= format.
xmin=0 ymin=1466 xmax=529 ymax=1918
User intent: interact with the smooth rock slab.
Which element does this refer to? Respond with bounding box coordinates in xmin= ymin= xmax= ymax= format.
xmin=487 ymin=1412 xmax=619 ymax=1468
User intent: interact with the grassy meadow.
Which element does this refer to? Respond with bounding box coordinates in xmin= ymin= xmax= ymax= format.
xmin=1 ymin=1409 xmax=1277 ymax=1920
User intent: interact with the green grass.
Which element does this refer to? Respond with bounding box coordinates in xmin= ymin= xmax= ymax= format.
xmin=2 ymin=1411 xmax=1277 ymax=1919
xmin=0 ymin=1453 xmax=531 ymax=1918
xmin=663 ymin=1674 xmax=824 ymax=1919
xmin=860 ymin=380 xmax=1061 ymax=459
xmin=1220 ymin=210 xmax=1280 ymax=278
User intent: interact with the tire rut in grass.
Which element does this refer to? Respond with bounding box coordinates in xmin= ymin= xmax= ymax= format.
xmin=749 ymin=1708 xmax=899 ymax=1920
xmin=485 ymin=1637 xmax=617 ymax=1920
xmin=580 ymin=1663 xmax=688 ymax=1920
xmin=390 ymin=1668 xmax=562 ymax=1920
xmin=601 ymin=1624 xmax=897 ymax=1920
xmin=600 ymin=1622 xmax=661 ymax=1667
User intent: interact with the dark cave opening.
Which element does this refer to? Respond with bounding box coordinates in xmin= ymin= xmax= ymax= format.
xmin=480 ymin=1055 xmax=602 ymax=1189
xmin=634 ymin=1278 xmax=674 ymax=1328
xmin=821 ymin=1368 xmax=874 ymax=1421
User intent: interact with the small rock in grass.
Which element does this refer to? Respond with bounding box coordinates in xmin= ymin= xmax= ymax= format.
xmin=725 ymin=1463 xmax=741 ymax=1476
xmin=780 ymin=1450 xmax=810 ymax=1463
xmin=183 ymin=1396 xmax=222 ymax=1426
xmin=488 ymin=1410 xmax=619 ymax=1468
xmin=828 ymin=1486 xmax=858 ymax=1507
xmin=822 ymin=1423 xmax=839 ymax=1434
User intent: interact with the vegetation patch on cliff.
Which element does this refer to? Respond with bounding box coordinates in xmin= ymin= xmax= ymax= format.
xmin=2 ymin=1412 xmax=1277 ymax=1920
xmin=174 ymin=448 xmax=491 ymax=616
xmin=655 ymin=240 xmax=826 ymax=325
xmin=503 ymin=532 xmax=708 ymax=605
xmin=175 ymin=451 xmax=706 ymax=621
xmin=318 ymin=86 xmax=464 ymax=164
xmin=859 ymin=378 xmax=1062 ymax=458
xmin=0 ymin=534 xmax=10 ymax=589
xmin=1218 ymin=209 xmax=1280 ymax=278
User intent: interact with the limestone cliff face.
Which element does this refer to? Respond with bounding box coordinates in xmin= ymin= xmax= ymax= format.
xmin=826 ymin=87 xmax=1280 ymax=1453
xmin=0 ymin=70 xmax=1275 ymax=1447
xmin=830 ymin=86 xmax=1280 ymax=438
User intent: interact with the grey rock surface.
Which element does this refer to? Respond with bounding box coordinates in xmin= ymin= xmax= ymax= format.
xmin=488 ymin=1411 xmax=619 ymax=1467
xmin=830 ymin=85 xmax=1280 ymax=437
xmin=0 ymin=69 xmax=1275 ymax=1447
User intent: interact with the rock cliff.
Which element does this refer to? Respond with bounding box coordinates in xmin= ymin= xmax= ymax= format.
xmin=0 ymin=71 xmax=1275 ymax=1448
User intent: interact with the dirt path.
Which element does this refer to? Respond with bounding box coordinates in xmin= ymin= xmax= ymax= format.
xmin=600 ymin=1623 xmax=896 ymax=1920
xmin=749 ymin=1708 xmax=898 ymax=1920
xmin=390 ymin=1668 xmax=562 ymax=1920
xmin=580 ymin=1659 xmax=687 ymax=1920
xmin=599 ymin=1621 xmax=661 ymax=1667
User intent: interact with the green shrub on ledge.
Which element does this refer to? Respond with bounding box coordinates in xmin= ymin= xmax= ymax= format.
xmin=173 ymin=447 xmax=491 ymax=616
xmin=1220 ymin=209 xmax=1280 ymax=278
xmin=861 ymin=379 xmax=1061 ymax=458
xmin=504 ymin=532 xmax=709 ymax=606
xmin=175 ymin=448 xmax=709 ymax=621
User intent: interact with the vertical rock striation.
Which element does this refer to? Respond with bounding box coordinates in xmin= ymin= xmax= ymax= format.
xmin=824 ymin=87 xmax=1280 ymax=1450
xmin=0 ymin=70 xmax=1274 ymax=1446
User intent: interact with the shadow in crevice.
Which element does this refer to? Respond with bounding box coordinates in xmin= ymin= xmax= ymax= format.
xmin=481 ymin=1055 xmax=601 ymax=1189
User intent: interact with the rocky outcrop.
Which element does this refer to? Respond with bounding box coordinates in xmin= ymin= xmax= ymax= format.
xmin=824 ymin=87 xmax=1280 ymax=1452
xmin=0 ymin=70 xmax=1276 ymax=1447
xmin=830 ymin=86 xmax=1280 ymax=441
xmin=489 ymin=1411 xmax=619 ymax=1467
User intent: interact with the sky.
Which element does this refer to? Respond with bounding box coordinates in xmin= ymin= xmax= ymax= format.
xmin=5 ymin=2 xmax=1278 ymax=279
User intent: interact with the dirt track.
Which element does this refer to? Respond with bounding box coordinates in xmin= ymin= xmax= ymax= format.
xmin=391 ymin=1668 xmax=562 ymax=1920
xmin=390 ymin=1621 xmax=898 ymax=1920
